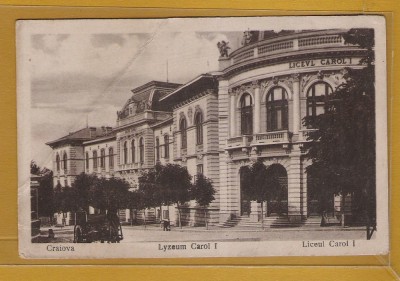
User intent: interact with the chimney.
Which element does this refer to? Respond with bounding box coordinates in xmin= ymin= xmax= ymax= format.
xmin=89 ymin=127 xmax=97 ymax=138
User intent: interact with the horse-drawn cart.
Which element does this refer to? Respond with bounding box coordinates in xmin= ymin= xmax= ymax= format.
xmin=73 ymin=210 xmax=123 ymax=243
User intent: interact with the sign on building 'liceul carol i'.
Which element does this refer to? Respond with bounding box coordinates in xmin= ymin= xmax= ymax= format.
xmin=17 ymin=15 xmax=388 ymax=259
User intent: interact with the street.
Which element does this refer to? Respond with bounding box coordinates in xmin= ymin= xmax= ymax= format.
xmin=32 ymin=224 xmax=369 ymax=244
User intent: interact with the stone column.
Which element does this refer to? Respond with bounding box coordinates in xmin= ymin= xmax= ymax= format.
xmin=287 ymin=146 xmax=303 ymax=223
xmin=253 ymin=81 xmax=261 ymax=134
xmin=292 ymin=73 xmax=301 ymax=135
xmin=218 ymin=79 xmax=232 ymax=223
xmin=229 ymin=90 xmax=236 ymax=138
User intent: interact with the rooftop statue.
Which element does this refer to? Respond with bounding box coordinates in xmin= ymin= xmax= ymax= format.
xmin=217 ymin=40 xmax=231 ymax=58
xmin=241 ymin=30 xmax=255 ymax=46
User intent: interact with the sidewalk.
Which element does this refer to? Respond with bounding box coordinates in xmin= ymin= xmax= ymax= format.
xmin=122 ymin=223 xmax=367 ymax=232
xmin=31 ymin=223 xmax=370 ymax=244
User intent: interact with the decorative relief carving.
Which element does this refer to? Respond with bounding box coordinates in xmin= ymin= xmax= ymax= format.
xmin=259 ymin=79 xmax=270 ymax=92
xmin=242 ymin=147 xmax=251 ymax=157
xmin=197 ymin=154 xmax=203 ymax=160
xmin=179 ymin=111 xmax=185 ymax=120
xmin=301 ymin=74 xmax=312 ymax=90
xmin=251 ymin=146 xmax=261 ymax=156
xmin=272 ymin=76 xmax=279 ymax=85
xmin=251 ymin=80 xmax=260 ymax=89
xmin=281 ymin=78 xmax=293 ymax=93
xmin=317 ymin=70 xmax=324 ymax=80
xmin=291 ymin=73 xmax=300 ymax=82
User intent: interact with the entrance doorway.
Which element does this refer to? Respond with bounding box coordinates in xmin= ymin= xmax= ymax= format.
xmin=266 ymin=164 xmax=288 ymax=216
xmin=240 ymin=170 xmax=251 ymax=217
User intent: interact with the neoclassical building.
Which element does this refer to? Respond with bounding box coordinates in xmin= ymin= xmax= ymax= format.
xmin=47 ymin=29 xmax=369 ymax=226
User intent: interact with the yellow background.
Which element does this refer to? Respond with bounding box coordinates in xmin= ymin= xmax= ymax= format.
xmin=0 ymin=1 xmax=398 ymax=280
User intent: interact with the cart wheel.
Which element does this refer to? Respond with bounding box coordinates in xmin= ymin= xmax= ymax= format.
xmin=74 ymin=226 xmax=83 ymax=243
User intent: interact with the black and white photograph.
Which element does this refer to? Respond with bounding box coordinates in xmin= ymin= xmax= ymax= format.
xmin=17 ymin=16 xmax=388 ymax=258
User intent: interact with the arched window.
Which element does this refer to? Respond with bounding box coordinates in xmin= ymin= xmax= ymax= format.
xmin=139 ymin=137 xmax=144 ymax=163
xmin=56 ymin=153 xmax=60 ymax=171
xmin=123 ymin=141 xmax=128 ymax=164
xmin=63 ymin=152 xmax=67 ymax=172
xmin=100 ymin=149 xmax=105 ymax=168
xmin=164 ymin=134 xmax=169 ymax=159
xmin=85 ymin=152 xmax=89 ymax=170
xmin=266 ymin=87 xmax=288 ymax=131
xmin=307 ymin=82 xmax=333 ymax=117
xmin=195 ymin=112 xmax=203 ymax=145
xmin=109 ymin=147 xmax=114 ymax=169
xmin=240 ymin=93 xmax=253 ymax=135
xmin=155 ymin=137 xmax=160 ymax=161
xmin=180 ymin=118 xmax=187 ymax=149
xmin=131 ymin=140 xmax=135 ymax=163
xmin=93 ymin=150 xmax=98 ymax=169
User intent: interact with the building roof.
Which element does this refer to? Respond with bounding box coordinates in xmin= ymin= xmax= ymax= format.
xmin=46 ymin=126 xmax=113 ymax=148
xmin=83 ymin=131 xmax=117 ymax=145
xmin=117 ymin=81 xmax=181 ymax=120
xmin=159 ymin=74 xmax=218 ymax=106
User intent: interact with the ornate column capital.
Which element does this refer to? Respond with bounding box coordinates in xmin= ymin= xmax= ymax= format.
xmin=291 ymin=73 xmax=300 ymax=82
xmin=251 ymin=80 xmax=261 ymax=89
xmin=228 ymin=88 xmax=236 ymax=96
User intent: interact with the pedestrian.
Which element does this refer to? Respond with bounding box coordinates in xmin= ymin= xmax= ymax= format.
xmin=163 ymin=219 xmax=171 ymax=231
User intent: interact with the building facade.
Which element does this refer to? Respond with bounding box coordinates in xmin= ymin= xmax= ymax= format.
xmin=47 ymin=29 xmax=368 ymax=227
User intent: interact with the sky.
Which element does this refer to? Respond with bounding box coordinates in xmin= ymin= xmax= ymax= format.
xmin=29 ymin=26 xmax=242 ymax=168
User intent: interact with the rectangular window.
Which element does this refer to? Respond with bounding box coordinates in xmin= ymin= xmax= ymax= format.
xmin=197 ymin=164 xmax=203 ymax=175
xmin=163 ymin=210 xmax=169 ymax=220
xmin=85 ymin=153 xmax=89 ymax=170
xmin=164 ymin=136 xmax=169 ymax=159
xmin=276 ymin=109 xmax=282 ymax=130
xmin=156 ymin=138 xmax=160 ymax=161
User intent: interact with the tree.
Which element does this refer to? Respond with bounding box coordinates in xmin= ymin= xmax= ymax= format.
xmin=30 ymin=160 xmax=41 ymax=175
xmin=126 ymin=189 xmax=144 ymax=225
xmin=89 ymin=176 xmax=131 ymax=214
xmin=37 ymin=168 xmax=54 ymax=219
xmin=71 ymin=173 xmax=98 ymax=212
xmin=138 ymin=164 xmax=166 ymax=227
xmin=191 ymin=174 xmax=216 ymax=229
xmin=30 ymin=161 xmax=54 ymax=221
xmin=53 ymin=183 xmax=74 ymax=213
xmin=240 ymin=160 xmax=280 ymax=229
xmin=159 ymin=164 xmax=192 ymax=228
xmin=303 ymin=29 xmax=375 ymax=231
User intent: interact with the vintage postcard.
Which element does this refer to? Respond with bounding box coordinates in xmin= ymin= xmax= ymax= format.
xmin=17 ymin=16 xmax=388 ymax=258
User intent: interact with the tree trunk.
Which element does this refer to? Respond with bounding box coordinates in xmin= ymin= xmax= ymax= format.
xmin=160 ymin=204 xmax=163 ymax=223
xmin=143 ymin=209 xmax=147 ymax=229
xmin=130 ymin=209 xmax=133 ymax=226
xmin=261 ymin=201 xmax=264 ymax=230
xmin=341 ymin=193 xmax=345 ymax=227
xmin=204 ymin=207 xmax=208 ymax=230
xmin=177 ymin=203 xmax=182 ymax=229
